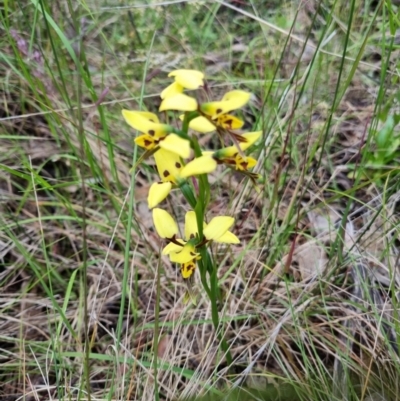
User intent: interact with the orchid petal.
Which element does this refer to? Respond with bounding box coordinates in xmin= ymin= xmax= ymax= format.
xmin=184 ymin=211 xmax=198 ymax=241
xmin=161 ymin=82 xmax=184 ymax=99
xmin=245 ymin=156 xmax=257 ymax=169
xmin=170 ymin=243 xmax=199 ymax=264
xmin=159 ymin=134 xmax=191 ymax=159
xmin=122 ymin=110 xmax=160 ymax=124
xmin=122 ymin=109 xmax=170 ymax=137
xmin=236 ymin=156 xmax=257 ymax=171
xmin=203 ymin=216 xmax=234 ymax=241
xmin=154 ymin=149 xmax=183 ymax=183
xmin=159 ymin=94 xmax=198 ymax=112
xmin=162 ymin=241 xmax=185 ymax=255
xmin=217 ymin=114 xmax=244 ymax=130
xmin=213 ymin=146 xmax=238 ymax=158
xmin=148 ymin=182 xmax=172 ymax=209
xmin=239 ymin=131 xmax=262 ymax=150
xmin=186 ymin=116 xmax=216 ymax=133
xmin=200 ymin=100 xmax=229 ymax=118
xmin=181 ymin=261 xmax=196 ymax=279
xmin=200 ymin=90 xmax=250 ymax=118
xmin=215 ymin=230 xmax=240 ymax=244
xmin=152 ymin=208 xmax=178 ymax=239
xmin=221 ymin=90 xmax=251 ymax=107
xmin=134 ymin=134 xmax=159 ymax=150
xmin=169 ymin=69 xmax=204 ymax=90
xmin=180 ymin=155 xmax=217 ymax=178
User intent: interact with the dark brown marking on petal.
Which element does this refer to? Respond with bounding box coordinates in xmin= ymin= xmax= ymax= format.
xmin=163 ymin=170 xmax=170 ymax=177
xmin=190 ymin=252 xmax=196 ymax=256
xmin=216 ymin=108 xmax=222 ymax=114
xmin=190 ymin=233 xmax=195 ymax=239
xmin=148 ymin=129 xmax=155 ymax=136
xmin=175 ymin=162 xmax=181 ymax=168
xmin=144 ymin=139 xmax=152 ymax=147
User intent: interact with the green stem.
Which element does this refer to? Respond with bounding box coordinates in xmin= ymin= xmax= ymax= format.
xmin=181 ymin=111 xmax=232 ymax=366
xmin=181 ymin=110 xmax=199 ymax=134
xmin=197 ymin=254 xmax=212 ymax=298
xmin=153 ymin=254 xmax=162 ymax=401
xmin=204 ymin=247 xmax=233 ymax=366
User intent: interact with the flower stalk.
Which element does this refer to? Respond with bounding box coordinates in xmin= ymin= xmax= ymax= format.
xmin=122 ymin=69 xmax=260 ymax=367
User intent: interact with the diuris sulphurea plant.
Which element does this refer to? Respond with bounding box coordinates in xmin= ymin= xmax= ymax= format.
xmin=123 ymin=69 xmax=261 ymax=362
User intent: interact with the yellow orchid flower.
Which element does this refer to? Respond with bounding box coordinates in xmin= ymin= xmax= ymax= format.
xmin=214 ymin=150 xmax=257 ymax=171
xmin=209 ymin=131 xmax=261 ymax=172
xmin=152 ymin=209 xmax=239 ymax=279
xmin=148 ymin=150 xmax=217 ymax=208
xmin=182 ymin=112 xmax=244 ymax=133
xmin=161 ymin=70 xmax=204 ymax=100
xmin=122 ymin=110 xmax=172 ymax=145
xmin=164 ymin=210 xmax=240 ymax=272
xmin=152 ymin=209 xmax=200 ymax=275
xmin=122 ymin=109 xmax=190 ymax=158
xmin=200 ymin=90 xmax=251 ymax=119
xmin=184 ymin=211 xmax=240 ymax=244
xmin=174 ymin=90 xmax=250 ymax=133
xmin=159 ymin=69 xmax=204 ymax=111
xmin=213 ymin=148 xmax=257 ymax=172
xmin=185 ymin=111 xmax=244 ymax=133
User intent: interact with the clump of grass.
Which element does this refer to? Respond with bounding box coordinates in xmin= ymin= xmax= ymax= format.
xmin=1 ymin=0 xmax=400 ymax=400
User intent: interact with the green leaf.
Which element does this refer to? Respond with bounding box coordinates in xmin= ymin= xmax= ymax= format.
xmin=376 ymin=115 xmax=395 ymax=150
xmin=179 ymin=181 xmax=197 ymax=209
xmin=384 ymin=138 xmax=400 ymax=161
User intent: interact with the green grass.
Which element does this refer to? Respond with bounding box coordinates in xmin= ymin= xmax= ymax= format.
xmin=1 ymin=0 xmax=400 ymax=400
